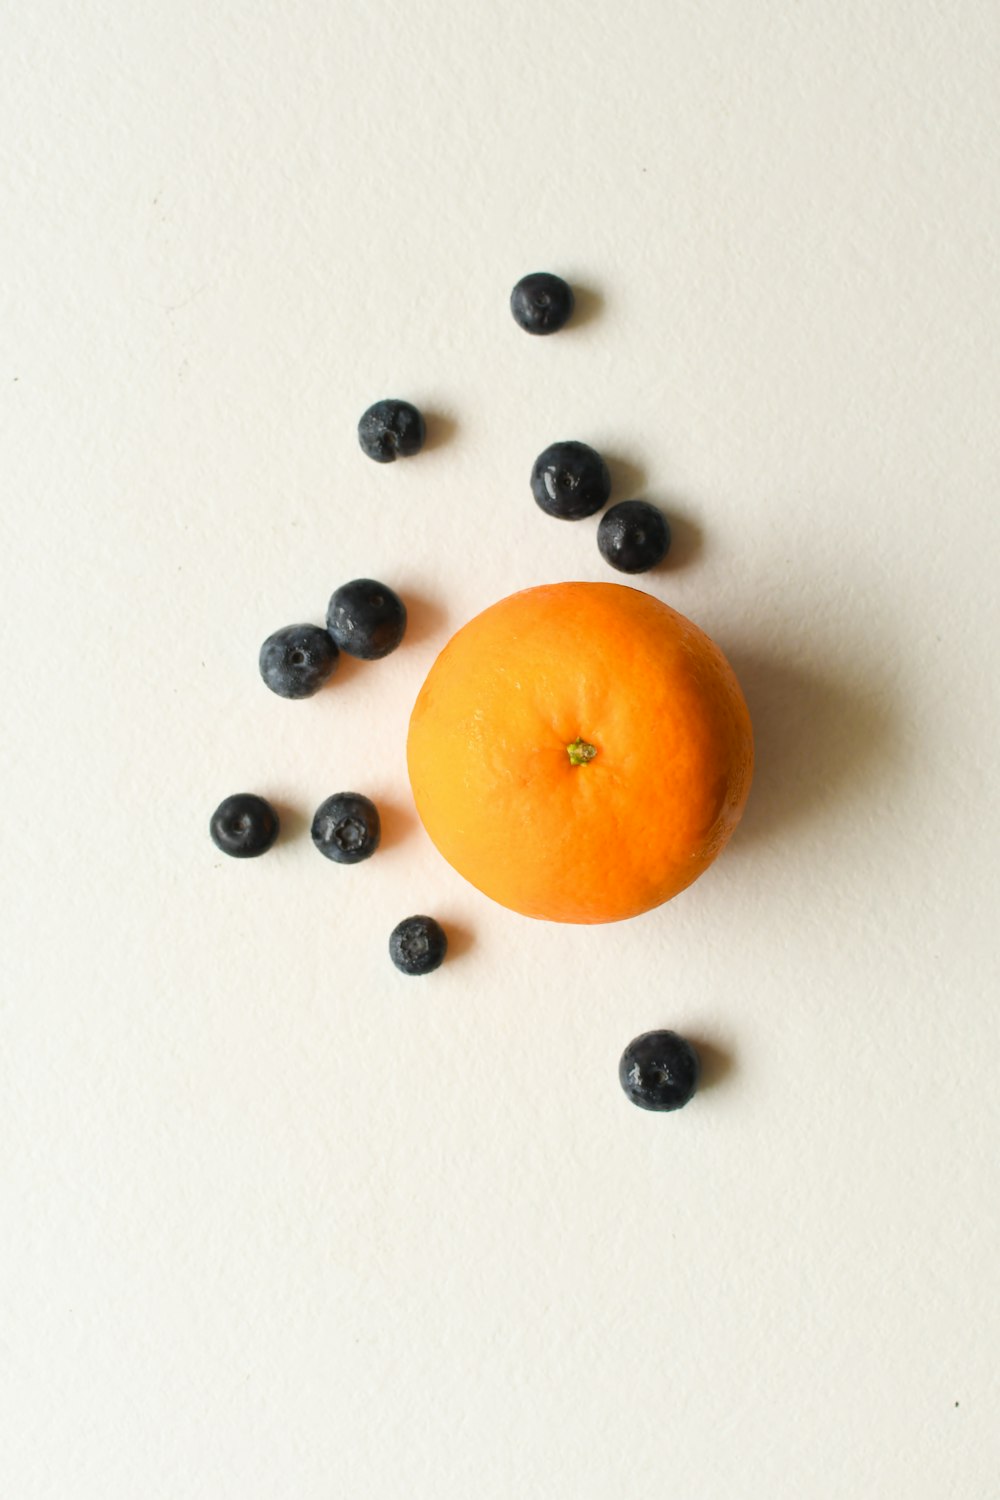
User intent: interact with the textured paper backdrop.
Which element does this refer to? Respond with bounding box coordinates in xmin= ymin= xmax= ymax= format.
xmin=3 ymin=1 xmax=999 ymax=1495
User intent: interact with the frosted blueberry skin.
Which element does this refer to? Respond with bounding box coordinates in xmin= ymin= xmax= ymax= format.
xmin=510 ymin=272 xmax=575 ymax=335
xmin=357 ymin=399 xmax=426 ymax=463
xmin=619 ymin=1031 xmax=700 ymax=1111
xmin=326 ymin=579 xmax=407 ymax=660
xmin=311 ymin=793 xmax=381 ymax=864
xmin=597 ymin=501 xmax=671 ymax=574
xmin=259 ymin=623 xmax=339 ymax=699
xmin=210 ymin=793 xmax=279 ymax=859
xmin=389 ymin=915 xmax=448 ymax=975
xmin=530 ymin=440 xmax=611 ymax=520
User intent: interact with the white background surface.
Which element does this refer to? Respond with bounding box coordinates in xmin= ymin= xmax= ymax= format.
xmin=3 ymin=2 xmax=999 ymax=1495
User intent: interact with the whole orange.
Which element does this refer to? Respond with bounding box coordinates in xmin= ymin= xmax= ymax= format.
xmin=406 ymin=582 xmax=753 ymax=924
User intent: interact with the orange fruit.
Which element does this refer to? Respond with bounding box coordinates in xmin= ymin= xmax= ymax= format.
xmin=406 ymin=581 xmax=753 ymax=924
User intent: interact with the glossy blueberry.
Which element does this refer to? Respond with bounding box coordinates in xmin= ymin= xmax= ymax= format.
xmin=258 ymin=623 xmax=339 ymax=699
xmin=389 ymin=915 xmax=448 ymax=975
xmin=530 ymin=440 xmax=611 ymax=520
xmin=311 ymin=792 xmax=381 ymax=864
xmin=619 ymin=1031 xmax=700 ymax=1112
xmin=510 ymin=272 xmax=575 ymax=335
xmin=357 ymin=399 xmax=426 ymax=463
xmin=597 ymin=500 xmax=671 ymax=574
xmin=326 ymin=578 xmax=407 ymax=660
xmin=209 ymin=793 xmax=279 ymax=859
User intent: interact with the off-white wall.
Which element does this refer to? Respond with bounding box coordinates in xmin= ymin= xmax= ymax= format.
xmin=3 ymin=2 xmax=999 ymax=1495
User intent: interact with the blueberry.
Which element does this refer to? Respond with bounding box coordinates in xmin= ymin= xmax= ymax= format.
xmin=209 ymin=793 xmax=279 ymax=859
xmin=510 ymin=272 xmax=575 ymax=335
xmin=357 ymin=399 xmax=426 ymax=463
xmin=530 ymin=440 xmax=611 ymax=520
xmin=389 ymin=915 xmax=448 ymax=975
xmin=597 ymin=500 xmax=671 ymax=574
xmin=326 ymin=578 xmax=406 ymax=660
xmin=258 ymin=623 xmax=339 ymax=699
xmin=311 ymin=792 xmax=381 ymax=864
xmin=619 ymin=1031 xmax=700 ymax=1112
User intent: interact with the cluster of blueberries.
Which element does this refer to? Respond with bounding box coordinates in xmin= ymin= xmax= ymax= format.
xmin=352 ymin=274 xmax=672 ymax=575
xmin=514 ymin=272 xmax=672 ymax=573
xmin=209 ymin=273 xmax=700 ymax=1094
xmin=209 ymin=574 xmax=444 ymax=975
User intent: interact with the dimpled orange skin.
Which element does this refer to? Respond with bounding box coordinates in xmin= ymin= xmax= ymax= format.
xmin=406 ymin=582 xmax=754 ymax=924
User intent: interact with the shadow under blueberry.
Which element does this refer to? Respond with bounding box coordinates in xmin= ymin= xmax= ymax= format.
xmin=688 ymin=1038 xmax=735 ymax=1093
xmin=603 ymin=452 xmax=647 ymax=502
xmin=421 ymin=410 xmax=457 ymax=453
xmin=373 ymin=798 xmax=418 ymax=852
xmin=658 ymin=507 xmax=704 ymax=571
xmin=439 ymin=919 xmax=474 ymax=962
xmin=724 ymin=647 xmax=899 ymax=850
xmin=398 ymin=587 xmax=450 ymax=648
xmin=326 ymin=649 xmax=367 ymax=690
xmin=566 ymin=283 xmax=604 ymax=330
xmin=268 ymin=799 xmax=309 ymax=845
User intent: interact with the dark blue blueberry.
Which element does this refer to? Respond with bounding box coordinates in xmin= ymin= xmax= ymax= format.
xmin=357 ymin=399 xmax=426 ymax=463
xmin=326 ymin=578 xmax=406 ymax=660
xmin=311 ymin=792 xmax=381 ymax=864
xmin=389 ymin=915 xmax=448 ymax=975
xmin=258 ymin=623 xmax=339 ymax=699
xmin=530 ymin=440 xmax=611 ymax=520
xmin=210 ymin=793 xmax=279 ymax=859
xmin=619 ymin=1031 xmax=700 ymax=1112
xmin=510 ymin=272 xmax=575 ymax=335
xmin=597 ymin=500 xmax=671 ymax=574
